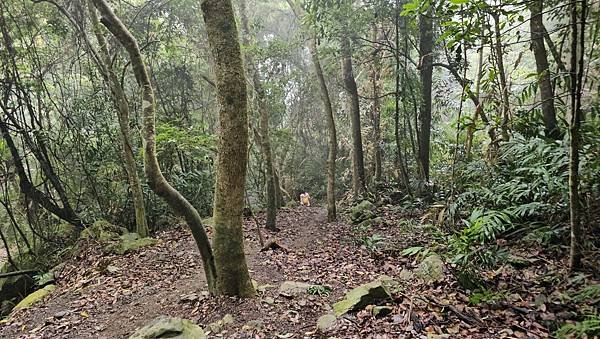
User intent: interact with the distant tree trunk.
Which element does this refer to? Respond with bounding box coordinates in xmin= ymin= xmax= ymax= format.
xmin=239 ymin=0 xmax=277 ymax=231
xmin=310 ymin=38 xmax=338 ymax=221
xmin=568 ymin=0 xmax=586 ymax=272
xmin=90 ymin=0 xmax=219 ymax=293
xmin=287 ymin=0 xmax=337 ymax=221
xmin=491 ymin=12 xmax=510 ymax=142
xmin=466 ymin=43 xmax=485 ymax=159
xmin=88 ymin=3 xmax=148 ymax=237
xmin=418 ymin=7 xmax=433 ymax=181
xmin=273 ymin=169 xmax=285 ymax=208
xmin=530 ymin=0 xmax=560 ymax=139
xmin=201 ymin=0 xmax=255 ymax=296
xmin=340 ymin=33 xmax=366 ymax=197
xmin=371 ymin=25 xmax=382 ymax=184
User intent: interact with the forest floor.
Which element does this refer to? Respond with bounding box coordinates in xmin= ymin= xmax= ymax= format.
xmin=0 ymin=205 xmax=596 ymax=338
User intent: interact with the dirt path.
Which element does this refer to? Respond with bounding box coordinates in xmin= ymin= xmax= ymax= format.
xmin=0 ymin=206 xmax=349 ymax=338
xmin=0 ymin=205 xmax=576 ymax=338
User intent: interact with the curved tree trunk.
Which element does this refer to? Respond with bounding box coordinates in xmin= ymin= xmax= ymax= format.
xmin=340 ymin=33 xmax=366 ymax=197
xmin=90 ymin=0 xmax=218 ymax=293
xmin=530 ymin=0 xmax=560 ymax=139
xmin=201 ymin=0 xmax=255 ymax=296
xmin=88 ymin=3 xmax=148 ymax=237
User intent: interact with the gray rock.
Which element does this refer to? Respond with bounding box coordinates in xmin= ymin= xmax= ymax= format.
xmin=316 ymin=313 xmax=336 ymax=332
xmin=129 ymin=316 xmax=205 ymax=339
xmin=278 ymin=281 xmax=312 ymax=297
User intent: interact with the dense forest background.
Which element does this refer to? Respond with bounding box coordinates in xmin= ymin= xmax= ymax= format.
xmin=0 ymin=0 xmax=598 ymax=337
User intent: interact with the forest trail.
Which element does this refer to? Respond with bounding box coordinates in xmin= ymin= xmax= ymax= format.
xmin=0 ymin=205 xmax=576 ymax=338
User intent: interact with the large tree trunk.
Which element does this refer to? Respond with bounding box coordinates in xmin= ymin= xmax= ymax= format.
xmin=201 ymin=0 xmax=255 ymax=296
xmin=239 ymin=0 xmax=277 ymax=231
xmin=418 ymin=8 xmax=433 ymax=181
xmin=88 ymin=3 xmax=148 ymax=237
xmin=90 ymin=0 xmax=219 ymax=293
xmin=568 ymin=0 xmax=586 ymax=272
xmin=340 ymin=33 xmax=366 ymax=197
xmin=530 ymin=0 xmax=560 ymax=139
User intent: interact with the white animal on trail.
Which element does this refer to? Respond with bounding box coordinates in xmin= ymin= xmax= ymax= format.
xmin=299 ymin=192 xmax=311 ymax=207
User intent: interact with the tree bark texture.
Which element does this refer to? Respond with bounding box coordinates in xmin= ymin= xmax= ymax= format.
xmin=201 ymin=0 xmax=255 ymax=296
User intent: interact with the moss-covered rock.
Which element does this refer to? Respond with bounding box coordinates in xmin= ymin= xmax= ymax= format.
xmin=129 ymin=316 xmax=206 ymax=339
xmin=81 ymin=219 xmax=126 ymax=242
xmin=332 ymin=277 xmax=393 ymax=316
xmin=415 ymin=254 xmax=445 ymax=283
xmin=106 ymin=233 xmax=158 ymax=255
xmin=12 ymin=284 xmax=55 ymax=311
xmin=350 ymin=200 xmax=376 ymax=223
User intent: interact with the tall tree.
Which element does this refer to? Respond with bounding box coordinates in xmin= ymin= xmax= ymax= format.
xmin=418 ymin=4 xmax=433 ymax=181
xmin=239 ymin=0 xmax=277 ymax=231
xmin=201 ymin=0 xmax=255 ymax=296
xmin=341 ymin=33 xmax=366 ymax=197
xmin=568 ymin=0 xmax=586 ymax=272
xmin=89 ymin=0 xmax=219 ymax=293
xmin=530 ymin=0 xmax=560 ymax=139
xmin=395 ymin=0 xmax=411 ymax=190
xmin=370 ymin=24 xmax=383 ymax=183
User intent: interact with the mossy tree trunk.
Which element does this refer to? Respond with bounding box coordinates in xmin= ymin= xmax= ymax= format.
xmin=90 ymin=0 xmax=218 ymax=293
xmin=88 ymin=2 xmax=148 ymax=237
xmin=340 ymin=33 xmax=366 ymax=198
xmin=201 ymin=0 xmax=255 ymax=296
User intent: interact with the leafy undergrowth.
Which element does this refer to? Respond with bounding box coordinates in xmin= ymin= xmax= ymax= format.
xmin=0 ymin=206 xmax=596 ymax=338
